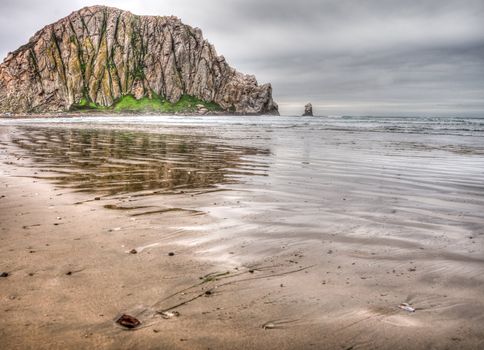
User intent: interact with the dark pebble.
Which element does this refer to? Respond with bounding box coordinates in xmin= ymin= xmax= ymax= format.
xmin=129 ymin=249 xmax=137 ymax=254
xmin=0 ymin=272 xmax=9 ymax=278
xmin=116 ymin=314 xmax=141 ymax=329
xmin=168 ymin=252 xmax=175 ymax=256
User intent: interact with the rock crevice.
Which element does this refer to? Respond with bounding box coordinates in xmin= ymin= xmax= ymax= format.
xmin=0 ymin=6 xmax=278 ymax=115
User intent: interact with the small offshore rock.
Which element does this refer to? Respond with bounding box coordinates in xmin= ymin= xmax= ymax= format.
xmin=302 ymin=103 xmax=313 ymax=116
xmin=116 ymin=314 xmax=141 ymax=329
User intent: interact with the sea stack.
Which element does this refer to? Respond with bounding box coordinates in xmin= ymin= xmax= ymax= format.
xmin=302 ymin=103 xmax=313 ymax=116
xmin=0 ymin=6 xmax=278 ymax=115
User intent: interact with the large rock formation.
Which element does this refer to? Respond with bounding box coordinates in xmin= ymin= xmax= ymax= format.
xmin=0 ymin=6 xmax=278 ymax=115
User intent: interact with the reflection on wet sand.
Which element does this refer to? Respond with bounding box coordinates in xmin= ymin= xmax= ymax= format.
xmin=1 ymin=116 xmax=484 ymax=349
xmin=10 ymin=127 xmax=269 ymax=195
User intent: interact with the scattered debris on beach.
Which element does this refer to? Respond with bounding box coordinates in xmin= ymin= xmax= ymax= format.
xmin=398 ymin=303 xmax=416 ymax=312
xmin=160 ymin=311 xmax=180 ymax=319
xmin=65 ymin=268 xmax=84 ymax=276
xmin=116 ymin=314 xmax=141 ymax=329
xmin=262 ymin=322 xmax=276 ymax=329
xmin=199 ymin=271 xmax=230 ymax=283
xmin=262 ymin=319 xmax=299 ymax=330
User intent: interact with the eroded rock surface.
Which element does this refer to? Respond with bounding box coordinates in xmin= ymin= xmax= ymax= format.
xmin=0 ymin=6 xmax=278 ymax=115
xmin=302 ymin=103 xmax=313 ymax=116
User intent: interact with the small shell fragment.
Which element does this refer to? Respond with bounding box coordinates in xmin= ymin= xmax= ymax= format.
xmin=262 ymin=322 xmax=275 ymax=329
xmin=160 ymin=311 xmax=180 ymax=319
xmin=398 ymin=303 xmax=415 ymax=312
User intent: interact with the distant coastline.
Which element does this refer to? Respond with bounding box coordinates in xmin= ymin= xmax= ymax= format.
xmin=0 ymin=111 xmax=277 ymax=119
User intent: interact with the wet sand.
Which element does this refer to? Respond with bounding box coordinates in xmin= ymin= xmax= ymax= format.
xmin=1 ymin=116 xmax=484 ymax=349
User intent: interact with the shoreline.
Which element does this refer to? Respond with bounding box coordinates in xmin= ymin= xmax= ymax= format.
xmin=0 ymin=110 xmax=280 ymax=119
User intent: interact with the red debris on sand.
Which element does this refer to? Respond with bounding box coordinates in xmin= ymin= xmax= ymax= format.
xmin=116 ymin=314 xmax=141 ymax=329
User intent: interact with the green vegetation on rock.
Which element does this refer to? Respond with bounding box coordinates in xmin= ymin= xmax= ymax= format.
xmin=112 ymin=95 xmax=165 ymax=112
xmin=71 ymin=94 xmax=222 ymax=113
xmin=71 ymin=97 xmax=103 ymax=111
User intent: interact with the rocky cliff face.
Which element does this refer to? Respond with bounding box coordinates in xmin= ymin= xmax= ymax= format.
xmin=0 ymin=6 xmax=278 ymax=115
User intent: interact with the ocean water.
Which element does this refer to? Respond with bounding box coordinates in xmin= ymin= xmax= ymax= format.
xmin=1 ymin=115 xmax=483 ymax=260
xmin=1 ymin=114 xmax=484 ymax=136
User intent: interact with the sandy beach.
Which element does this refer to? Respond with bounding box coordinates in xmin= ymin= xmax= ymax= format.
xmin=1 ymin=116 xmax=483 ymax=349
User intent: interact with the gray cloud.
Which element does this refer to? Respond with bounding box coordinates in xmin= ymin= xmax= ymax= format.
xmin=1 ymin=0 xmax=483 ymax=116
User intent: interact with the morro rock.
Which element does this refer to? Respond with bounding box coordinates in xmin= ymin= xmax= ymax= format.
xmin=0 ymin=6 xmax=278 ymax=115
xmin=302 ymin=103 xmax=313 ymax=116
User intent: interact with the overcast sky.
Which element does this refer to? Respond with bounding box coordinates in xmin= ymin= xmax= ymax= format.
xmin=1 ymin=0 xmax=483 ymax=116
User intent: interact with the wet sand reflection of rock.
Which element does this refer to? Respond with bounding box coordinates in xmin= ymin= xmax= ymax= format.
xmin=10 ymin=127 xmax=270 ymax=195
